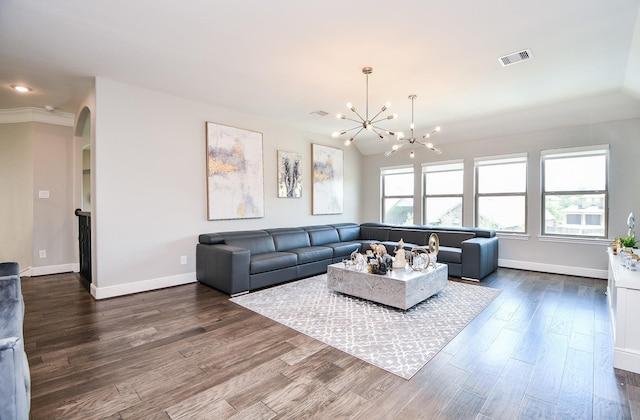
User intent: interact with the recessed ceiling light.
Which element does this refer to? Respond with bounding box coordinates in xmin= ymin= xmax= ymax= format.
xmin=11 ymin=84 xmax=32 ymax=93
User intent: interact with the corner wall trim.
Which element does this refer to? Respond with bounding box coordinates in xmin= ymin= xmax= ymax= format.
xmin=91 ymin=272 xmax=197 ymax=300
xmin=0 ymin=107 xmax=75 ymax=126
xmin=498 ymin=258 xmax=607 ymax=279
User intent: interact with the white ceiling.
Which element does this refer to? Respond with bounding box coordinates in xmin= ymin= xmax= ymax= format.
xmin=2 ymin=0 xmax=640 ymax=155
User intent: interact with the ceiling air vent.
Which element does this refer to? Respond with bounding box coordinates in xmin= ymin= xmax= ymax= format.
xmin=309 ymin=110 xmax=329 ymax=117
xmin=498 ymin=49 xmax=533 ymax=67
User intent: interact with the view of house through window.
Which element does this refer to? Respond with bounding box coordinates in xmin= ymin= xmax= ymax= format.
xmin=541 ymin=145 xmax=608 ymax=238
xmin=475 ymin=154 xmax=527 ymax=233
xmin=381 ymin=166 xmax=414 ymax=225
xmin=423 ymin=161 xmax=463 ymax=226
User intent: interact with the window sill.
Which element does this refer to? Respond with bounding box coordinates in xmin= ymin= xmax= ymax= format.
xmin=537 ymin=235 xmax=610 ymax=246
xmin=496 ymin=233 xmax=530 ymax=241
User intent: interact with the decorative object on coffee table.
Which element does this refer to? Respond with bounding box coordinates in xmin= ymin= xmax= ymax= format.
xmin=393 ymin=238 xmax=407 ymax=269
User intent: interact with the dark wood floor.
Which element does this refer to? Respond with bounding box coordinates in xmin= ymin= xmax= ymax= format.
xmin=21 ymin=268 xmax=639 ymax=419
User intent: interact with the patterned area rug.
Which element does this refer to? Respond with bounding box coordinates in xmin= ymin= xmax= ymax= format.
xmin=230 ymin=274 xmax=501 ymax=379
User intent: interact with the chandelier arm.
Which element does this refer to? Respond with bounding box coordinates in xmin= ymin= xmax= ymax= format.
xmin=370 ymin=116 xmax=394 ymax=125
xmin=350 ymin=108 xmax=366 ymax=123
xmin=338 ymin=125 xmax=367 ymax=136
xmin=341 ymin=116 xmax=364 ymax=125
xmin=368 ymin=107 xmax=390 ymax=123
xmin=369 ymin=126 xmax=388 ymax=140
xmin=349 ymin=127 xmax=366 ymax=141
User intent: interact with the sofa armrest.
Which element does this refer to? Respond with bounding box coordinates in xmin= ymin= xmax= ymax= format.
xmin=461 ymin=236 xmax=499 ymax=280
xmin=196 ymin=244 xmax=251 ymax=295
xmin=0 ymin=336 xmax=31 ymax=420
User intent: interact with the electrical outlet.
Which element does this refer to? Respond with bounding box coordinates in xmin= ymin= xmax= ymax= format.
xmin=180 ymin=256 xmax=187 ymax=265
xmin=39 ymin=250 xmax=47 ymax=258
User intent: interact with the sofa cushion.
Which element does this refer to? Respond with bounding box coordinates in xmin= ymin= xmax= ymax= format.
xmin=389 ymin=229 xmax=429 ymax=246
xmin=269 ymin=230 xmax=311 ymax=252
xmin=289 ymin=246 xmax=333 ymax=264
xmin=304 ymin=226 xmax=340 ymax=246
xmin=332 ymin=223 xmax=361 ymax=242
xmin=436 ymin=246 xmax=462 ymax=264
xmin=225 ymin=235 xmax=276 ymax=255
xmin=250 ymin=252 xmax=297 ymax=274
xmin=359 ymin=223 xmax=391 ymax=241
xmin=429 ymin=231 xmax=476 ymax=248
xmin=324 ymin=241 xmax=361 ymax=258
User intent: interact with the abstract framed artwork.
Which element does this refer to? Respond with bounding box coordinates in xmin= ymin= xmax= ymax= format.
xmin=277 ymin=150 xmax=302 ymax=198
xmin=206 ymin=121 xmax=264 ymax=220
xmin=312 ymin=143 xmax=343 ymax=215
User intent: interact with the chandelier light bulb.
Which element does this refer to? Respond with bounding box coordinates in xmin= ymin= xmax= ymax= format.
xmin=410 ymin=150 xmax=415 ymax=159
xmin=392 ymin=144 xmax=400 ymax=151
xmin=337 ymin=113 xmax=346 ymax=120
xmin=434 ymin=126 xmax=441 ymax=132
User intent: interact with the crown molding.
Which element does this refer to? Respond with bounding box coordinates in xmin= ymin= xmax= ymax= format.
xmin=0 ymin=107 xmax=75 ymax=127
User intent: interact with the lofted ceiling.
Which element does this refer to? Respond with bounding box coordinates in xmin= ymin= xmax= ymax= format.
xmin=1 ymin=0 xmax=640 ymax=155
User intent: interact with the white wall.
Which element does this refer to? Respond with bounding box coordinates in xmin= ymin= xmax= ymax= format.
xmin=362 ymin=117 xmax=640 ymax=278
xmin=92 ymin=77 xmax=361 ymax=298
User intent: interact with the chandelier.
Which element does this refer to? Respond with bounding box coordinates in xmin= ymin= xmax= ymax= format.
xmin=385 ymin=94 xmax=441 ymax=158
xmin=332 ymin=67 xmax=398 ymax=146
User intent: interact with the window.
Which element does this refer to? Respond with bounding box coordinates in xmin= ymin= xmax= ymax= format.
xmin=541 ymin=145 xmax=608 ymax=238
xmin=381 ymin=166 xmax=414 ymax=225
xmin=423 ymin=161 xmax=463 ymax=226
xmin=475 ymin=154 xmax=527 ymax=233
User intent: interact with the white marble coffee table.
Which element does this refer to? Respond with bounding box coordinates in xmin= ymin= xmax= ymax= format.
xmin=326 ymin=262 xmax=448 ymax=310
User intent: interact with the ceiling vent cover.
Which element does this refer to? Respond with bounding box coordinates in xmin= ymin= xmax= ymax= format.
xmin=498 ymin=49 xmax=533 ymax=67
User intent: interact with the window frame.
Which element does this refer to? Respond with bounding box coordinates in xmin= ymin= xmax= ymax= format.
xmin=422 ymin=160 xmax=464 ymax=227
xmin=474 ymin=153 xmax=528 ymax=233
xmin=540 ymin=145 xmax=609 ymax=239
xmin=380 ymin=165 xmax=415 ymax=225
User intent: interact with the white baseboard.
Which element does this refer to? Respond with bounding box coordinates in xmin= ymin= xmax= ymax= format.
xmin=27 ymin=263 xmax=77 ymax=277
xmin=499 ymin=258 xmax=607 ymax=279
xmin=91 ymin=272 xmax=197 ymax=300
xmin=614 ymin=347 xmax=640 ymax=374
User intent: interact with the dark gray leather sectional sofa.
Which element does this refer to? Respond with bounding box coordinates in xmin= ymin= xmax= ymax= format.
xmin=196 ymin=222 xmax=499 ymax=296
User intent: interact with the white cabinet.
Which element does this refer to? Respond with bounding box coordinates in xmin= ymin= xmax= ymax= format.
xmin=608 ymin=249 xmax=640 ymax=373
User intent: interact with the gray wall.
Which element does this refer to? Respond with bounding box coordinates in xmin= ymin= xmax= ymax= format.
xmin=362 ymin=117 xmax=640 ymax=277
xmin=91 ymin=77 xmax=362 ymax=297
xmin=0 ymin=120 xmax=75 ymax=273
xmin=0 ymin=123 xmax=33 ymax=269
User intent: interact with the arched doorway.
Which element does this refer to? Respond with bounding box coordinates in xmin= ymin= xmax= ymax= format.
xmin=74 ymin=107 xmax=92 ymax=287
